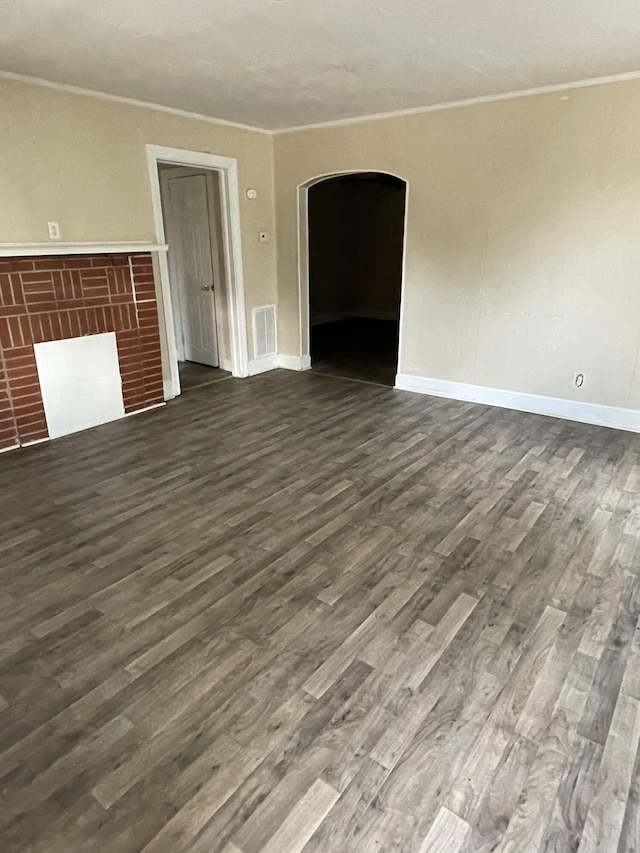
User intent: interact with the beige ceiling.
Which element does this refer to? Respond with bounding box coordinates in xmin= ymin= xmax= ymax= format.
xmin=2 ymin=0 xmax=640 ymax=130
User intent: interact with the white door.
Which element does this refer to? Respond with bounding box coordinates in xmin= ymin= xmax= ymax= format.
xmin=161 ymin=168 xmax=220 ymax=367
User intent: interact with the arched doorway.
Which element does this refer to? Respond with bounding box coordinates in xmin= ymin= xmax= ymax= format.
xmin=299 ymin=171 xmax=407 ymax=386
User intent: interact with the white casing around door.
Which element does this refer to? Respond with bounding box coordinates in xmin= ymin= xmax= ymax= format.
xmin=161 ymin=168 xmax=221 ymax=367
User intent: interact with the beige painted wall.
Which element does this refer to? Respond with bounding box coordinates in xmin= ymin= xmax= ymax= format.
xmin=6 ymin=75 xmax=640 ymax=412
xmin=0 ymin=77 xmax=277 ymax=373
xmin=275 ymin=78 xmax=640 ymax=411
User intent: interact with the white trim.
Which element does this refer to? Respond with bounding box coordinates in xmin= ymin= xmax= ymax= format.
xmin=12 ymin=402 xmax=168 ymax=452
xmin=248 ymin=353 xmax=312 ymax=375
xmin=122 ymin=402 xmax=166 ymax=418
xmin=19 ymin=437 xmax=49 ymax=448
xmin=0 ymin=242 xmax=167 ymax=257
xmin=0 ymin=71 xmax=271 ymax=135
xmin=248 ymin=355 xmax=279 ymax=376
xmin=395 ymin=374 xmax=640 ymax=434
xmin=297 ymin=170 xmax=408 ymax=368
xmin=297 ymin=183 xmax=311 ymax=362
xmin=146 ymin=145 xmax=249 ymax=400
xmin=5 ymin=66 xmax=640 ymax=136
xmin=0 ymin=442 xmax=20 ymax=454
xmin=278 ymin=354 xmax=311 ymax=371
xmin=274 ymin=68 xmax=640 ymax=134
xmin=395 ymin=179 xmax=411 ymax=377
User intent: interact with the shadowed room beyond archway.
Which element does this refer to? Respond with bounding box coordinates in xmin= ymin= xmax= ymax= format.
xmin=307 ymin=172 xmax=407 ymax=386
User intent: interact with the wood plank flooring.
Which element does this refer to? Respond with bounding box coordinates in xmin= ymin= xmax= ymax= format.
xmin=1 ymin=369 xmax=639 ymax=852
xmin=178 ymin=361 xmax=232 ymax=391
xmin=311 ymin=318 xmax=399 ymax=386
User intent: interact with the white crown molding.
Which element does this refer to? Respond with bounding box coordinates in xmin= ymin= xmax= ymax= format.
xmin=4 ymin=66 xmax=640 ymax=138
xmin=273 ymin=68 xmax=640 ymax=134
xmin=0 ymin=70 xmax=272 ymax=135
xmin=395 ymin=373 xmax=640 ymax=434
xmin=0 ymin=241 xmax=167 ymax=257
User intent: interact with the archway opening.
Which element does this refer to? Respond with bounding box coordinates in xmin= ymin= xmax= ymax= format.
xmin=307 ymin=172 xmax=406 ymax=386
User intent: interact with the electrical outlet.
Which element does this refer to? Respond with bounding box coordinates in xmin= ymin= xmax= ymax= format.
xmin=48 ymin=221 xmax=61 ymax=240
xmin=573 ymin=372 xmax=585 ymax=388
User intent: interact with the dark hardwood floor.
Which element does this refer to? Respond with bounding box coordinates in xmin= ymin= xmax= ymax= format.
xmin=311 ymin=318 xmax=399 ymax=386
xmin=179 ymin=360 xmax=231 ymax=391
xmin=1 ymin=369 xmax=639 ymax=852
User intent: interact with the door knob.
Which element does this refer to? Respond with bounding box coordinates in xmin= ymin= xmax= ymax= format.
xmin=201 ymin=285 xmax=211 ymax=291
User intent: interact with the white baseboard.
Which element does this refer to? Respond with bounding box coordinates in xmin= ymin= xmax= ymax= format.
xmin=19 ymin=437 xmax=50 ymax=448
xmin=123 ymin=402 xmax=166 ymax=418
xmin=163 ymin=378 xmax=176 ymax=400
xmin=248 ymin=354 xmax=279 ymax=376
xmin=249 ymin=353 xmax=312 ymax=375
xmin=278 ymin=354 xmax=312 ymax=371
xmin=0 ymin=442 xmax=20 ymax=454
xmin=11 ymin=401 xmax=167 ymax=453
xmin=395 ymin=373 xmax=640 ymax=433
xmin=311 ymin=309 xmax=399 ymax=326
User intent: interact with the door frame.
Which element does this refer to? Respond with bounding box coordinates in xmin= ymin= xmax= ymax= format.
xmin=297 ymin=170 xmax=409 ymax=374
xmin=147 ymin=144 xmax=249 ymax=398
xmin=160 ymin=167 xmax=222 ymax=367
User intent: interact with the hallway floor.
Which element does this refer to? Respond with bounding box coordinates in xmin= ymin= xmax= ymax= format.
xmin=311 ymin=318 xmax=399 ymax=386
xmin=1 ymin=370 xmax=639 ymax=852
xmin=178 ymin=360 xmax=231 ymax=391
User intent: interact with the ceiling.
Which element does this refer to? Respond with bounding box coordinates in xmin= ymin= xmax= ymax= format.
xmin=2 ymin=0 xmax=640 ymax=130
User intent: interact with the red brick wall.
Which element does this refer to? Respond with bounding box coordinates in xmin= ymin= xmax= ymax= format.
xmin=0 ymin=253 xmax=164 ymax=451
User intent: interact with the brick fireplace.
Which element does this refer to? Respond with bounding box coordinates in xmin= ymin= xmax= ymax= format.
xmin=0 ymin=251 xmax=164 ymax=451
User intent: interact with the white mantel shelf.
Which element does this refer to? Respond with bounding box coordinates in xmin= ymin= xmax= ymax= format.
xmin=0 ymin=242 xmax=168 ymax=257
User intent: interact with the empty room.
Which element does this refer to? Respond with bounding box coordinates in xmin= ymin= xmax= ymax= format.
xmin=1 ymin=2 xmax=640 ymax=852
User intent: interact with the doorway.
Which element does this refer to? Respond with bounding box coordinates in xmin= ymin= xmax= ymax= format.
xmin=146 ymin=145 xmax=249 ymax=398
xmin=159 ymin=165 xmax=231 ymax=390
xmin=303 ymin=172 xmax=407 ymax=387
